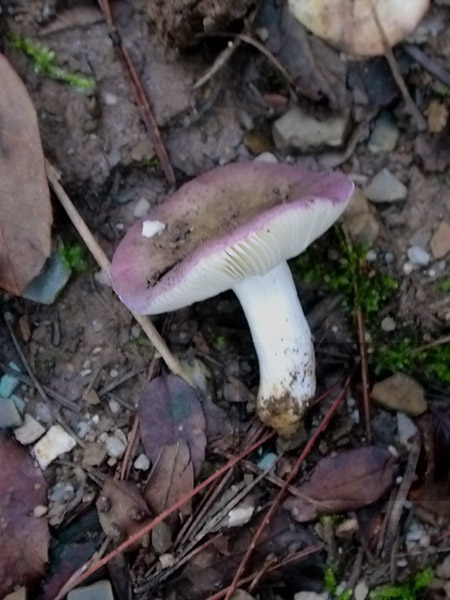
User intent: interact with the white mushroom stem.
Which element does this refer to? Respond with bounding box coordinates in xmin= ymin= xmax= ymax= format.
xmin=233 ymin=261 xmax=315 ymax=437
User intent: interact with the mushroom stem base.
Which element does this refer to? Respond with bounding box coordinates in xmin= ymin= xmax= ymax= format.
xmin=233 ymin=261 xmax=315 ymax=437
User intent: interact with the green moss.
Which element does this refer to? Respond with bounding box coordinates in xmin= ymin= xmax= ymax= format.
xmin=369 ymin=568 xmax=434 ymax=600
xmin=8 ymin=34 xmax=95 ymax=89
xmin=58 ymin=243 xmax=87 ymax=273
xmin=292 ymin=227 xmax=449 ymax=384
xmin=437 ymin=278 xmax=450 ymax=293
xmin=291 ymin=227 xmax=397 ymax=320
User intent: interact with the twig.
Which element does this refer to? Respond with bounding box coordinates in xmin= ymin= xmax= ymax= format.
xmin=97 ymin=0 xmax=175 ymax=185
xmin=403 ymin=44 xmax=450 ymax=89
xmin=410 ymin=334 xmax=450 ymax=354
xmin=193 ymin=39 xmax=241 ymax=89
xmin=98 ymin=367 xmax=145 ymax=397
xmin=201 ymin=32 xmax=297 ymax=91
xmin=45 ymin=159 xmax=193 ymax=386
xmin=0 ymin=360 xmax=80 ymax=412
xmin=372 ymin=8 xmax=426 ymax=131
xmin=4 ymin=315 xmax=49 ymax=404
xmin=356 ymin=308 xmax=372 ymax=443
xmin=223 ymin=378 xmax=350 ymax=600
xmin=53 ymin=430 xmax=274 ymax=599
xmin=206 ymin=544 xmax=324 ymax=600
xmin=381 ymin=434 xmax=421 ymax=557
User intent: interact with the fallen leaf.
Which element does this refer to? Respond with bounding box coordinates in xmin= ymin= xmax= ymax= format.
xmin=96 ymin=477 xmax=151 ymax=548
xmin=139 ymin=375 xmax=206 ymax=476
xmin=0 ymin=435 xmax=50 ymax=597
xmin=284 ymin=446 xmax=396 ymax=522
xmin=203 ymin=397 xmax=235 ymax=452
xmin=144 ymin=441 xmax=194 ymax=521
xmin=0 ymin=55 xmax=52 ymax=296
xmin=414 ymin=133 xmax=450 ymax=172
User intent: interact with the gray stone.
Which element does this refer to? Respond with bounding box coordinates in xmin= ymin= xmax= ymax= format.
xmin=381 ymin=316 xmax=396 ymax=332
xmin=105 ymin=434 xmax=126 ymax=458
xmin=133 ymin=197 xmax=150 ymax=218
xmin=82 ymin=442 xmax=107 ymax=467
xmin=397 ymin=412 xmax=418 ymax=448
xmin=134 ymin=453 xmax=150 ymax=471
xmin=365 ymin=169 xmax=407 ymax=203
xmin=368 ymin=112 xmax=399 ymax=153
xmin=407 ymin=246 xmax=431 ymax=266
xmin=273 ymin=107 xmax=350 ymax=152
xmin=354 ymin=581 xmax=369 ymax=600
xmin=49 ymin=482 xmax=75 ymax=503
xmin=151 ymin=520 xmax=172 ymax=554
xmin=0 ymin=397 xmax=23 ymax=429
xmin=68 ymin=580 xmax=114 ymax=600
xmin=14 ymin=414 xmax=46 ymax=444
xmin=22 ymin=251 xmax=71 ymax=305
xmin=371 ymin=373 xmax=427 ymax=416
xmin=294 ymin=593 xmax=328 ymax=600
xmin=430 ymin=222 xmax=450 ymax=259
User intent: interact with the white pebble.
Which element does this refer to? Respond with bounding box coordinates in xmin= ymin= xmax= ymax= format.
xmin=354 ymin=581 xmax=369 ymax=600
xmin=108 ymin=399 xmax=121 ymax=414
xmin=133 ymin=197 xmax=151 ymax=218
xmin=134 ymin=453 xmax=150 ymax=471
xmin=254 ymin=152 xmax=278 ymax=164
xmin=381 ymin=316 xmax=396 ymax=332
xmin=407 ymin=246 xmax=431 ymax=266
xmin=33 ymin=425 xmax=77 ymax=470
xmin=142 ymin=220 xmax=166 ymax=238
xmin=366 ymin=250 xmax=377 ymax=262
xmin=105 ymin=435 xmax=126 ymax=458
xmin=403 ymin=262 xmax=414 ymax=275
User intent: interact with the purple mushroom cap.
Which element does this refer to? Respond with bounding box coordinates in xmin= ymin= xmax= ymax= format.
xmin=111 ymin=162 xmax=354 ymax=314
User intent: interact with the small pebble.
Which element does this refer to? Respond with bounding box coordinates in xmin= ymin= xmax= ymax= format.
xmin=384 ymin=252 xmax=394 ymax=264
xmin=254 ymin=152 xmax=278 ymax=164
xmin=0 ymin=397 xmax=23 ymax=429
xmin=397 ymin=558 xmax=408 ymax=568
xmin=403 ymin=262 xmax=414 ymax=275
xmin=49 ymin=482 xmax=75 ymax=503
xmin=14 ymin=414 xmax=45 ymax=444
xmin=365 ymin=168 xmax=407 ymax=203
xmin=430 ymin=221 xmax=450 ymax=259
xmin=407 ymin=246 xmax=431 ymax=266
xmin=33 ymin=504 xmax=48 ymax=518
xmin=159 ymin=553 xmax=176 ymax=569
xmin=227 ymin=505 xmax=255 ymax=528
xmin=134 ymin=453 xmax=150 ymax=471
xmin=366 ymin=250 xmax=377 ymax=262
xmin=133 ymin=197 xmax=150 ymax=218
xmin=67 ymin=580 xmax=114 ymax=600
xmin=368 ymin=112 xmax=399 ymax=153
xmin=109 ymin=369 xmax=119 ymax=378
xmin=105 ymin=434 xmax=126 ymax=458
xmin=381 ymin=316 xmax=396 ymax=332
xmin=94 ymin=269 xmax=111 ymax=287
xmin=33 ymin=425 xmax=77 ymax=470
xmin=0 ymin=362 xmax=21 ymax=397
xmin=257 ymin=452 xmax=278 ymax=471
xmin=371 ymin=373 xmax=427 ymax=416
xmin=108 ymin=399 xmax=121 ymax=414
xmin=397 ymin=412 xmax=418 ymax=449
xmin=354 ymin=581 xmax=369 ymax=600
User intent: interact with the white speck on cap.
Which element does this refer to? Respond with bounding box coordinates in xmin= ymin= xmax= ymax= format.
xmin=142 ymin=220 xmax=166 ymax=238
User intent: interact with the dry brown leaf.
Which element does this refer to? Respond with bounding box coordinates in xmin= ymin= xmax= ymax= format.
xmin=144 ymin=441 xmax=194 ymax=521
xmin=0 ymin=54 xmax=52 ymax=296
xmin=96 ymin=477 xmax=151 ymax=548
xmin=0 ymin=435 xmax=50 ymax=597
xmin=284 ymin=446 xmax=396 ymax=522
xmin=139 ymin=375 xmax=206 ymax=477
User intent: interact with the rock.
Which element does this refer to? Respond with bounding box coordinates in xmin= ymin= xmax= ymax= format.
xmin=273 ymin=107 xmax=350 ymax=152
xmin=134 ymin=453 xmax=150 ymax=471
xmin=105 ymin=434 xmax=126 ymax=458
xmin=407 ymin=246 xmax=431 ymax=266
xmin=151 ymin=520 xmax=172 ymax=554
xmin=0 ymin=397 xmax=23 ymax=428
xmin=381 ymin=316 xmax=396 ymax=332
xmin=94 ymin=268 xmax=111 ymax=287
xmin=345 ymin=211 xmax=379 ymax=245
xmin=49 ymin=482 xmax=75 ymax=503
xmin=365 ymin=169 xmax=407 ymax=203
xmin=14 ymin=414 xmax=46 ymax=444
xmin=243 ymin=130 xmax=273 ymax=154
xmin=67 ymin=580 xmax=114 ymax=600
xmin=345 ymin=188 xmax=370 ymax=216
xmin=397 ymin=412 xmax=418 ymax=448
xmin=354 ymin=581 xmax=369 ymax=600
xmin=3 ymin=588 xmax=27 ymax=600
xmin=227 ymin=505 xmax=255 ymax=528
xmin=371 ymin=373 xmax=427 ymax=416
xmin=257 ymin=452 xmax=278 ymax=471
xmin=108 ymin=398 xmax=121 ymax=414
xmin=133 ymin=197 xmax=150 ymax=219
xmin=33 ymin=424 xmax=77 ymax=469
xmin=254 ymin=152 xmax=278 ymax=164
xmin=430 ymin=221 xmax=450 ymax=259
xmin=0 ymin=361 xmax=21 ymax=397
xmin=230 ymin=591 xmax=255 ymax=600
xmin=436 ymin=554 xmax=450 ymax=579
xmin=22 ymin=251 xmax=71 ymax=305
xmin=427 ymin=100 xmax=448 ymax=134
xmin=368 ymin=112 xmax=399 ymax=154
xmin=294 ymin=593 xmax=328 ymax=600
xmin=82 ymin=442 xmax=107 ymax=467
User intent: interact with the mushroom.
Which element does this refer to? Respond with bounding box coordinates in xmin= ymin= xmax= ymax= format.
xmin=288 ymin=0 xmax=430 ymax=58
xmin=111 ymin=163 xmax=354 ymax=437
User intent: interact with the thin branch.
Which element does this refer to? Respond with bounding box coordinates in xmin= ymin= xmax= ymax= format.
xmin=44 ymin=160 xmax=193 ymax=386
xmin=53 ymin=430 xmax=274 ymax=599
xmin=223 ymin=378 xmax=351 ymax=599
xmin=97 ymin=0 xmax=175 ymax=185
